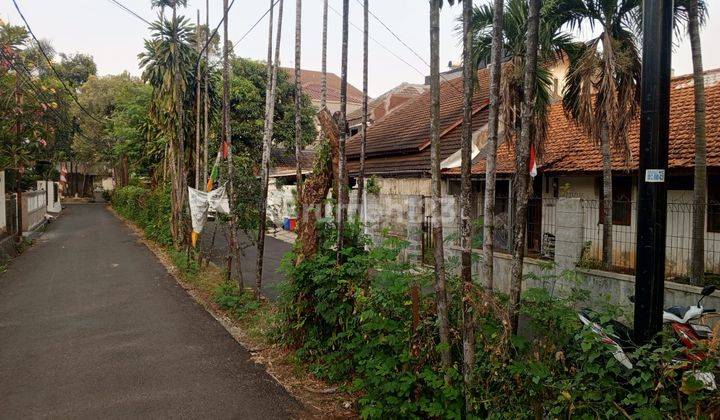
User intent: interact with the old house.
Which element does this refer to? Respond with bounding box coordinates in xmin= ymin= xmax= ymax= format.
xmin=443 ymin=69 xmax=720 ymax=278
xmin=281 ymin=68 xmax=365 ymax=115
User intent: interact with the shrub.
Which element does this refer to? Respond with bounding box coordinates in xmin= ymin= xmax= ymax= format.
xmin=111 ymin=184 xmax=172 ymax=246
xmin=278 ymin=222 xmax=720 ymax=419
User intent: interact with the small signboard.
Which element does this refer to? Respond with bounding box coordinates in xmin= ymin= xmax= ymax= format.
xmin=645 ymin=169 xmax=666 ymax=183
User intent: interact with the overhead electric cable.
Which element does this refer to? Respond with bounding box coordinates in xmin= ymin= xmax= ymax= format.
xmin=11 ymin=0 xmax=106 ymax=125
xmin=106 ymin=0 xmax=152 ymax=25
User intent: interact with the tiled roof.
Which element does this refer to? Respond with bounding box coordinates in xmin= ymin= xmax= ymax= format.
xmin=346 ymin=67 xmax=491 ymax=171
xmin=347 ymin=83 xmax=429 ymax=127
xmin=446 ymin=69 xmax=720 ymax=176
xmin=281 ymin=68 xmax=365 ymax=105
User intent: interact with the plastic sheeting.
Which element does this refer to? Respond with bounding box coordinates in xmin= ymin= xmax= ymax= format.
xmin=188 ymin=184 xmax=230 ymax=235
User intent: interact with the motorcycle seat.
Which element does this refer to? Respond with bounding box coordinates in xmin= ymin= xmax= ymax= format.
xmin=666 ymin=306 xmax=690 ymax=319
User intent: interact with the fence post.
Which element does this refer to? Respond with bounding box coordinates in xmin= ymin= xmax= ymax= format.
xmin=554 ymin=197 xmax=584 ymax=271
xmin=406 ymin=195 xmax=424 ymax=262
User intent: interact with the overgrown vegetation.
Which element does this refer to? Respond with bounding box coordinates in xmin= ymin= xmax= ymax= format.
xmin=111 ymin=184 xmax=173 ymax=247
xmin=277 ymin=221 xmax=720 ymax=418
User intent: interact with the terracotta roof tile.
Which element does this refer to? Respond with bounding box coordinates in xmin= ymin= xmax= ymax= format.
xmin=447 ymin=69 xmax=720 ymax=176
xmin=347 ymin=67 xmax=491 ymax=166
xmin=281 ymin=68 xmax=364 ymax=104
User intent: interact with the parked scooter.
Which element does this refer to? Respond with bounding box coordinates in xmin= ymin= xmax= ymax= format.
xmin=578 ymin=285 xmax=719 ymax=389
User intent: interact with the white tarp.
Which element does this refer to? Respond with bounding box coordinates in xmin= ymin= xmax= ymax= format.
xmin=188 ymin=184 xmax=230 ymax=234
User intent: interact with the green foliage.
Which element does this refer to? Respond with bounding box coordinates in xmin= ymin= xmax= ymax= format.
xmin=213 ymin=281 xmax=260 ymax=319
xmin=111 ymin=185 xmax=173 ymax=246
xmin=278 ymin=222 xmax=720 ymax=418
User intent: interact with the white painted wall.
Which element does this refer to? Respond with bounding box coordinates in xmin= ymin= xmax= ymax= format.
xmin=266 ymin=179 xmax=297 ymax=227
xmin=374 ymin=177 xmax=432 ymax=196
xmin=0 ymin=171 xmax=6 ymax=233
xmin=547 ymin=175 xmax=720 ymax=276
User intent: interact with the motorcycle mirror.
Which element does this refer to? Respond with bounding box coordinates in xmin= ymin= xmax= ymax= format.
xmin=702 ymin=285 xmax=716 ymax=297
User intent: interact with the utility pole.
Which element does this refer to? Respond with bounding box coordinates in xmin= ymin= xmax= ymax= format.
xmin=634 ymin=0 xmax=673 ymax=344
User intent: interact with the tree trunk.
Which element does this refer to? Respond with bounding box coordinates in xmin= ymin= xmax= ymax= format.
xmin=221 ymin=0 xmax=241 ymax=288
xmin=689 ymin=0 xmax=706 ymax=285
xmin=336 ymin=0 xmax=350 ymax=261
xmin=203 ymin=0 xmax=210 ymax=189
xmin=483 ymin=0 xmax=504 ymax=295
xmin=508 ymin=0 xmax=540 ymax=334
xmin=294 ymin=0 xmax=304 ymax=228
xmin=356 ymin=0 xmax=369 ymax=221
xmin=601 ymin=123 xmax=613 ymax=268
xmin=460 ymin=0 xmax=475 ymax=410
xmin=429 ymin=0 xmax=451 ymax=383
xmin=256 ymin=0 xmax=284 ymax=296
xmin=295 ymin=109 xmax=340 ymax=264
xmin=195 ymin=9 xmax=202 ymax=189
xmin=321 ymin=0 xmax=328 ymax=110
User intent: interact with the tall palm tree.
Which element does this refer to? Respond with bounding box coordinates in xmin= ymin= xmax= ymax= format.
xmin=140 ymin=0 xmax=193 ymax=247
xmin=562 ymin=0 xmax=642 ymax=269
xmin=356 ymin=0 xmax=369 ymax=221
xmin=675 ymin=0 xmax=708 ymax=284
xmin=195 ymin=9 xmax=201 ymax=189
xmin=321 ymin=0 xmax=328 ymax=110
xmin=203 ymin=0 xmax=210 ymax=188
xmin=429 ymin=0 xmax=457 ymax=383
xmin=336 ymin=0 xmax=349 ymax=260
xmin=256 ymin=0 xmax=285 ymax=296
xmin=482 ymin=0 xmax=504 ymax=295
xmin=508 ymin=0 xmax=541 ymax=334
xmin=294 ymin=0 xmax=303 ymax=227
xmin=470 ymin=0 xmax=573 ymax=332
xmin=459 ymin=0 xmax=475 ymax=408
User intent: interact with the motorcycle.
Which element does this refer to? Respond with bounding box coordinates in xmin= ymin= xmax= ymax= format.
xmin=578 ymin=285 xmax=719 ymax=389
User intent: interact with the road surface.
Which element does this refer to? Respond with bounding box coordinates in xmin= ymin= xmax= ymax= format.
xmin=202 ymin=224 xmax=292 ymax=300
xmin=0 ymin=204 xmax=300 ymax=419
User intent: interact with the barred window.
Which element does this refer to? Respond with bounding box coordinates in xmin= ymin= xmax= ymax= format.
xmin=709 ymin=175 xmax=720 ymax=233
xmin=598 ymin=176 xmax=633 ymax=227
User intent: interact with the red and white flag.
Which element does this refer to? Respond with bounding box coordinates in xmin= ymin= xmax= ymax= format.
xmin=529 ymin=144 xmax=538 ymax=178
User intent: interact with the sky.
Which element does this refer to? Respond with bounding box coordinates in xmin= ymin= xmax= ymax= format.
xmin=2 ymin=0 xmax=719 ymax=98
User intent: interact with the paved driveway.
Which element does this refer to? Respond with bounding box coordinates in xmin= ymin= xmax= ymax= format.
xmin=0 ymin=204 xmax=300 ymax=419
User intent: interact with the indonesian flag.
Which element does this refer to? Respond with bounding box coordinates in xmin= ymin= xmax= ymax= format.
xmin=529 ymin=144 xmax=538 ymax=178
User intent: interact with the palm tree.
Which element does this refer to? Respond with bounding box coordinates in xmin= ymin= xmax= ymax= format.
xmin=675 ymin=0 xmax=708 ymax=284
xmin=459 ymin=0 xmax=475 ymax=408
xmin=256 ymin=0 xmax=285 ymax=296
xmin=203 ymin=0 xmax=210 ymax=188
xmin=429 ymin=0 xmax=457 ymax=384
xmin=356 ymin=0 xmax=369 ymax=221
xmin=195 ymin=9 xmax=201 ymax=189
xmin=294 ymin=0 xmax=303 ymax=226
xmin=482 ymin=0 xmax=504 ymax=295
xmin=469 ymin=0 xmax=573 ymax=333
xmin=336 ymin=0 xmax=349 ymax=260
xmin=508 ymin=0 xmax=541 ymax=334
xmin=321 ymin=0 xmax=328 ymax=110
xmin=562 ymin=0 xmax=642 ymax=269
xmin=140 ymin=0 xmax=194 ymax=247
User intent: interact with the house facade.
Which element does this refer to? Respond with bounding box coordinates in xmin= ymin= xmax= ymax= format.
xmin=442 ymin=69 xmax=720 ymax=278
xmin=344 ymin=60 xmax=720 ymax=280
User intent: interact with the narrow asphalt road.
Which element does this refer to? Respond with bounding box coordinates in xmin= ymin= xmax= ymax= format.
xmin=202 ymin=224 xmax=292 ymax=300
xmin=0 ymin=204 xmax=300 ymax=419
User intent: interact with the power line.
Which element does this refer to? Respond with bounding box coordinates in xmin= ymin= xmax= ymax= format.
xmin=349 ymin=0 xmax=463 ymax=94
xmin=234 ymin=0 xmax=281 ymax=49
xmin=326 ymin=2 xmax=426 ymax=77
xmin=196 ymin=0 xmax=237 ymax=68
xmin=354 ymin=0 xmax=429 ymax=68
xmin=11 ymin=0 xmax=106 ymax=126
xmin=0 ymin=49 xmax=96 ymax=144
xmin=105 ymin=0 xmax=152 ymax=26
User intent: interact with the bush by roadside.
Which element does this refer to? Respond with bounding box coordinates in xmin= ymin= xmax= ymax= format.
xmin=277 ymin=220 xmax=720 ymax=419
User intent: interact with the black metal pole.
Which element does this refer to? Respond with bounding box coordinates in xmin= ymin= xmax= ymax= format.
xmin=634 ymin=0 xmax=674 ymax=344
